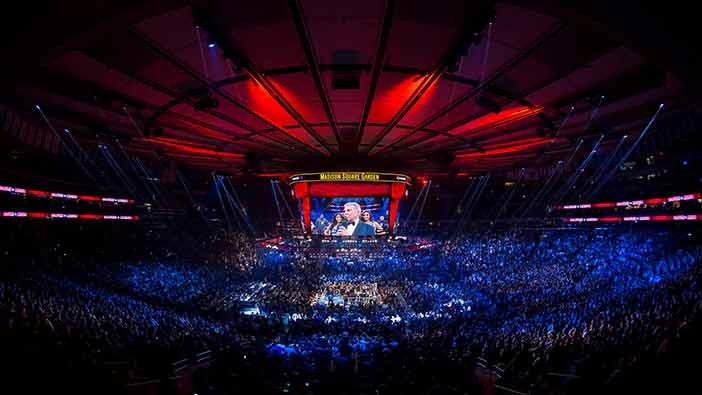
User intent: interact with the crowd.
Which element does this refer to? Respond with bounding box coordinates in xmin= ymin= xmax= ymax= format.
xmin=204 ymin=230 xmax=261 ymax=273
xmin=1 ymin=226 xmax=701 ymax=393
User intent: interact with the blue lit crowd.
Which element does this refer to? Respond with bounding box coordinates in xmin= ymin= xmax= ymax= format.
xmin=1 ymin=228 xmax=701 ymax=393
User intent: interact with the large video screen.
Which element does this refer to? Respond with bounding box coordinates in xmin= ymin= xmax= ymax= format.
xmin=306 ymin=197 xmax=395 ymax=236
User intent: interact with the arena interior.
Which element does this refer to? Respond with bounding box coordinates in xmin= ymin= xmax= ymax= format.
xmin=1 ymin=1 xmax=702 ymax=394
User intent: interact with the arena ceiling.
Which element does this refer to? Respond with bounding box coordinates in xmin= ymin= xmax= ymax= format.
xmin=3 ymin=0 xmax=700 ymax=177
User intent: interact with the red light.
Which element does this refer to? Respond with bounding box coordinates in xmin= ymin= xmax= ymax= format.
xmin=369 ymin=75 xmax=427 ymax=123
xmin=593 ymin=202 xmax=616 ymax=208
xmin=148 ymin=138 xmax=245 ymax=159
xmin=450 ymin=106 xmax=545 ymax=137
xmin=28 ymin=189 xmax=49 ymax=197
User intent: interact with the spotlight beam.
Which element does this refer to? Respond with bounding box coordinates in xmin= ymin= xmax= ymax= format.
xmin=578 ymin=135 xmax=628 ymax=199
xmin=588 ymin=104 xmax=664 ymax=198
xmin=35 ymin=105 xmax=103 ymax=189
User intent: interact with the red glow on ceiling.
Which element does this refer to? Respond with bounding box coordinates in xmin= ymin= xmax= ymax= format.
xmin=148 ymin=138 xmax=244 ymax=159
xmin=368 ymin=75 xmax=427 ymax=123
xmin=450 ymin=106 xmax=544 ymax=137
xmin=244 ymin=80 xmax=297 ymax=128
xmin=267 ymin=77 xmax=316 ymax=123
xmin=399 ymin=75 xmax=441 ymax=123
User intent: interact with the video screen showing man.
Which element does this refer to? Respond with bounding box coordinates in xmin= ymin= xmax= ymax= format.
xmin=305 ymin=196 xmax=397 ymax=237
xmin=336 ymin=202 xmax=375 ymax=236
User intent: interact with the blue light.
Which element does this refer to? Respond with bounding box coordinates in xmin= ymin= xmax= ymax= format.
xmin=682 ymin=160 xmax=688 ymax=166
xmin=208 ymin=42 xmax=215 ymax=48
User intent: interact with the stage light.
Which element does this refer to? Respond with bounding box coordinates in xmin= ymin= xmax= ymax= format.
xmin=683 ymin=160 xmax=688 ymax=166
xmin=208 ymin=42 xmax=216 ymax=48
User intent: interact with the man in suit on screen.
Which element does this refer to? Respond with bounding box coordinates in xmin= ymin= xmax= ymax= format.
xmin=338 ymin=202 xmax=375 ymax=236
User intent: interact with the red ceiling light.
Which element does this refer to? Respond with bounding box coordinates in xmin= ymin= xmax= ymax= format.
xmin=449 ymin=106 xmax=545 ymax=137
xmin=245 ymin=80 xmax=297 ymax=128
xmin=27 ymin=189 xmax=49 ymax=197
xmin=369 ymin=75 xmax=427 ymax=123
xmin=148 ymin=138 xmax=245 ymax=159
